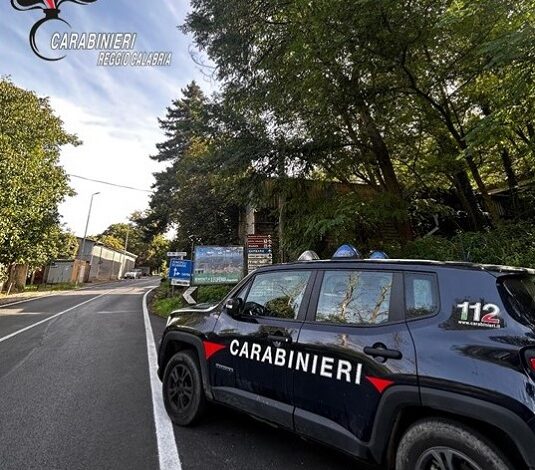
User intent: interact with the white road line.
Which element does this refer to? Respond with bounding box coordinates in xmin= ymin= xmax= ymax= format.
xmin=0 ymin=290 xmax=111 ymax=344
xmin=142 ymin=288 xmax=182 ymax=470
xmin=0 ymin=279 xmax=153 ymax=309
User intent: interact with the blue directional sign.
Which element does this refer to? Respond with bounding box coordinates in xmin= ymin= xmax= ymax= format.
xmin=169 ymin=259 xmax=193 ymax=286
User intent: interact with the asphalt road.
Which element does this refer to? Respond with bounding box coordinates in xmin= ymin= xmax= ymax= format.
xmin=0 ymin=279 xmax=371 ymax=470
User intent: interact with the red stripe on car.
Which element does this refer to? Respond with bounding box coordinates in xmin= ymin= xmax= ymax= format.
xmin=203 ymin=341 xmax=226 ymax=360
xmin=366 ymin=376 xmax=394 ymax=393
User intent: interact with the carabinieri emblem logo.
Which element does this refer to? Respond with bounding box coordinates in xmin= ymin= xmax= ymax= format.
xmin=11 ymin=0 xmax=97 ymax=61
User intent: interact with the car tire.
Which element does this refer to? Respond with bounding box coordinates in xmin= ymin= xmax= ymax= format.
xmin=162 ymin=350 xmax=206 ymax=426
xmin=395 ymin=418 xmax=514 ymax=470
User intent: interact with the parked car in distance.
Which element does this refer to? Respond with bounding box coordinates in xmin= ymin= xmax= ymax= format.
xmin=123 ymin=271 xmax=140 ymax=279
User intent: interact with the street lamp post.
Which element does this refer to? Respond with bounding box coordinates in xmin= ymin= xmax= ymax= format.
xmin=79 ymin=192 xmax=100 ymax=261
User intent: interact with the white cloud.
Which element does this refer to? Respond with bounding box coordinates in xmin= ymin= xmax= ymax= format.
xmin=1 ymin=0 xmax=218 ymax=237
xmin=52 ymin=96 xmax=162 ymax=236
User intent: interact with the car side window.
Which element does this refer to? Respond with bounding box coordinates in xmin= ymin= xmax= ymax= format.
xmin=405 ymin=273 xmax=439 ymax=318
xmin=244 ymin=271 xmax=311 ymax=320
xmin=315 ymin=270 xmax=393 ymax=325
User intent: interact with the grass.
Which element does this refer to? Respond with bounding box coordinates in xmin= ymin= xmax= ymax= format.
xmin=152 ymin=297 xmax=187 ymax=318
xmin=150 ymin=280 xmax=234 ymax=319
xmin=24 ymin=282 xmax=78 ymax=292
xmin=0 ymin=282 xmax=80 ymax=300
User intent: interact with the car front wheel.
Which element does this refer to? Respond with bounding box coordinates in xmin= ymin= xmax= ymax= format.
xmin=395 ymin=418 xmax=514 ymax=470
xmin=162 ymin=350 xmax=206 ymax=426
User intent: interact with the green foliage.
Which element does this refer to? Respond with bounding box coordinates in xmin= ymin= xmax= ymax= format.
xmin=95 ymin=219 xmax=171 ymax=271
xmin=183 ymin=0 xmax=535 ymax=241
xmin=97 ymin=234 xmax=125 ymax=251
xmin=24 ymin=282 xmax=78 ymax=292
xmin=392 ymin=236 xmax=458 ymax=261
xmin=150 ymin=282 xmax=232 ymax=318
xmin=152 ymin=296 xmax=186 ymax=318
xmin=139 ymin=1 xmax=534 ymax=260
xmin=396 ymin=222 xmax=535 ymax=268
xmin=139 ymin=82 xmax=240 ymax=251
xmin=0 ymin=78 xmax=79 ymax=268
xmin=452 ymin=223 xmax=535 ymax=267
xmin=197 ymin=285 xmax=233 ymax=303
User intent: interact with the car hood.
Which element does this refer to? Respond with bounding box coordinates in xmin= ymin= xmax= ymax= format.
xmin=166 ymin=302 xmax=220 ymax=332
xmin=173 ymin=302 xmax=219 ymax=313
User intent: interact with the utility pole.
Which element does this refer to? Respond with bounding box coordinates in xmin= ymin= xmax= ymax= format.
xmin=79 ymin=192 xmax=100 ymax=261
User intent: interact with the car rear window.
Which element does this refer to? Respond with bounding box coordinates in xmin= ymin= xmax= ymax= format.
xmin=500 ymin=275 xmax=535 ymax=325
xmin=404 ymin=273 xmax=439 ymax=318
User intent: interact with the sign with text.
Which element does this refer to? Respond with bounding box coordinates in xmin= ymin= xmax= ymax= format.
xmin=247 ymin=234 xmax=273 ymax=273
xmin=169 ymin=259 xmax=192 ymax=286
xmin=193 ymin=246 xmax=244 ymax=285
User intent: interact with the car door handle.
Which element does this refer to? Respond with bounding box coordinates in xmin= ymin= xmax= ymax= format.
xmin=267 ymin=335 xmax=292 ymax=344
xmin=364 ymin=345 xmax=402 ymax=360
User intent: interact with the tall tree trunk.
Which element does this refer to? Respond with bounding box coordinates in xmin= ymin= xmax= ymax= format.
xmin=500 ymin=148 xmax=519 ymax=212
xmin=465 ymin=154 xmax=501 ymax=226
xmin=452 ymin=170 xmax=486 ymax=231
xmin=7 ymin=264 xmax=28 ymax=293
xmin=356 ymin=104 xmax=413 ymax=242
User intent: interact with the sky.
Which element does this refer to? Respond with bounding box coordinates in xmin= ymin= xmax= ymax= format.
xmin=0 ymin=0 xmax=214 ymax=237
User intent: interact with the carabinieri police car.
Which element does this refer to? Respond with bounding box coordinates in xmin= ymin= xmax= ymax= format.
xmin=158 ymin=245 xmax=535 ymax=470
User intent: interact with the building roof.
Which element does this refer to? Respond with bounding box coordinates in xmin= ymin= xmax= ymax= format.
xmin=77 ymin=237 xmax=138 ymax=258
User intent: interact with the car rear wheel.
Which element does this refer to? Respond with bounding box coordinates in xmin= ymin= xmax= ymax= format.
xmin=162 ymin=350 xmax=206 ymax=426
xmin=395 ymin=418 xmax=514 ymax=470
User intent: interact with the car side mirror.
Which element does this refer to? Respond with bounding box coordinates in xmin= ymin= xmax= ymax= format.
xmin=225 ymin=298 xmax=243 ymax=316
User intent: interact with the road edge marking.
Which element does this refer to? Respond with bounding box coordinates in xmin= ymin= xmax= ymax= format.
xmin=142 ymin=287 xmax=182 ymax=470
xmin=0 ymin=290 xmax=112 ymax=344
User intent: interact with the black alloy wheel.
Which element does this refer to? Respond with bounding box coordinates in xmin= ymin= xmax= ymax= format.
xmin=396 ymin=419 xmax=515 ymax=470
xmin=415 ymin=447 xmax=482 ymax=470
xmin=162 ymin=350 xmax=206 ymax=426
xmin=166 ymin=363 xmax=194 ymax=412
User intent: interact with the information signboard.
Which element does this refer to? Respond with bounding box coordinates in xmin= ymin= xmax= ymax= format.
xmin=193 ymin=246 xmax=244 ymax=285
xmin=169 ymin=259 xmax=192 ymax=287
xmin=246 ymin=234 xmax=273 ymax=273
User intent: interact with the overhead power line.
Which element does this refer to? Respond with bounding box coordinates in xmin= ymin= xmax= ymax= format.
xmin=68 ymin=174 xmax=153 ymax=193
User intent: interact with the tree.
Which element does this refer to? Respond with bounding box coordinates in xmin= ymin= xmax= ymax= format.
xmin=184 ymin=0 xmax=533 ymax=238
xmin=96 ymin=219 xmax=171 ymax=272
xmin=0 ymin=78 xmax=79 ymax=290
xmin=97 ymin=234 xmax=125 ymax=251
xmin=184 ymin=0 xmax=415 ymax=240
xmin=139 ymin=82 xmax=241 ymax=252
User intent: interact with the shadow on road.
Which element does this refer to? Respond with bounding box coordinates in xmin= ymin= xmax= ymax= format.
xmin=173 ymin=404 xmax=381 ymax=470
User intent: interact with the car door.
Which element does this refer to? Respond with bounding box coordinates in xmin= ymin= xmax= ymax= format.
xmin=208 ymin=268 xmax=315 ymax=428
xmin=293 ymin=268 xmax=418 ymax=455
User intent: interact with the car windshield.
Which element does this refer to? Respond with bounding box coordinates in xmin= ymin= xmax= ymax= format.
xmin=500 ymin=275 xmax=535 ymax=325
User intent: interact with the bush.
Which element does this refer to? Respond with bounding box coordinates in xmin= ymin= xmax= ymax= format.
xmin=395 ymin=236 xmax=457 ymax=261
xmin=397 ymin=222 xmax=535 ymax=268
xmin=197 ymin=284 xmax=233 ymax=303
xmin=150 ymin=281 xmax=234 ymax=318
xmin=452 ymin=222 xmax=535 ymax=267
